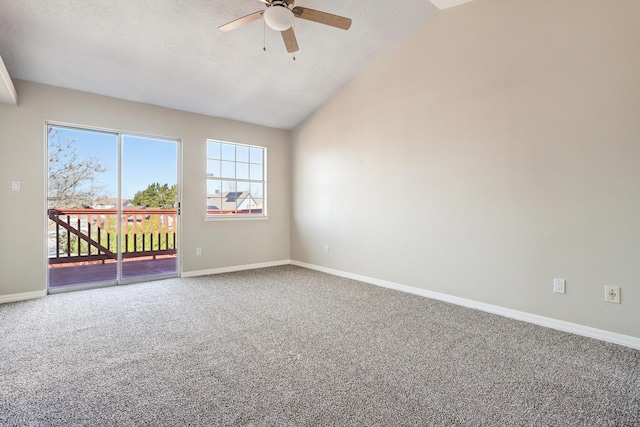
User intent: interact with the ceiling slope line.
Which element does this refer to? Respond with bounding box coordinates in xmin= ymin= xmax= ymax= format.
xmin=430 ymin=0 xmax=474 ymax=10
xmin=0 ymin=54 xmax=18 ymax=106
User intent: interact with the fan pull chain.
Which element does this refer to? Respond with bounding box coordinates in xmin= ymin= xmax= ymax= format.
xmin=263 ymin=20 xmax=266 ymax=51
xmin=292 ymin=20 xmax=296 ymax=60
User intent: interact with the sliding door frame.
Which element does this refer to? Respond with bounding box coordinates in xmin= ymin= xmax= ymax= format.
xmin=45 ymin=121 xmax=182 ymax=293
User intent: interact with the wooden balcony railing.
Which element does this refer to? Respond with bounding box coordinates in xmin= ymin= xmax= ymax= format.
xmin=48 ymin=208 xmax=177 ymax=265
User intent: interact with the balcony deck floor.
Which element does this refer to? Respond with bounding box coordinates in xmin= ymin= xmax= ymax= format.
xmin=48 ymin=257 xmax=178 ymax=289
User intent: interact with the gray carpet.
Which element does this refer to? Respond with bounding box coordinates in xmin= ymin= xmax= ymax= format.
xmin=1 ymin=265 xmax=639 ymax=426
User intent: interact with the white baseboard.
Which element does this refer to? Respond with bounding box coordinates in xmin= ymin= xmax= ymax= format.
xmin=290 ymin=260 xmax=640 ymax=350
xmin=181 ymin=260 xmax=291 ymax=278
xmin=0 ymin=290 xmax=47 ymax=304
xmin=5 ymin=262 xmax=637 ymax=349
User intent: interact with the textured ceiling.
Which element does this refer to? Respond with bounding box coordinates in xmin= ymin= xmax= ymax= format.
xmin=0 ymin=0 xmax=440 ymax=129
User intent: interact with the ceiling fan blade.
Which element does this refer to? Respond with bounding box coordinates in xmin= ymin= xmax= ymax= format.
xmin=292 ymin=7 xmax=352 ymax=30
xmin=218 ymin=11 xmax=264 ymax=32
xmin=281 ymin=27 xmax=299 ymax=53
xmin=256 ymin=0 xmax=270 ymax=3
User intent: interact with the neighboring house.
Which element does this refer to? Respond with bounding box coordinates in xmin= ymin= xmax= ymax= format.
xmin=93 ymin=198 xmax=132 ymax=209
xmin=207 ymin=191 xmax=262 ymax=214
xmin=92 ymin=198 xmax=176 ymax=228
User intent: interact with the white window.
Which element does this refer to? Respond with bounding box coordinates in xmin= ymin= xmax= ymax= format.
xmin=206 ymin=140 xmax=266 ymax=217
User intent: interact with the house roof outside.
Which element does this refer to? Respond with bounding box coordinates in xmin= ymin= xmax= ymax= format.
xmin=207 ymin=191 xmax=263 ymax=214
xmin=93 ymin=198 xmax=132 ymax=208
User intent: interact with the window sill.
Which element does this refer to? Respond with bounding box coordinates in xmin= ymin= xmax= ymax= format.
xmin=204 ymin=215 xmax=269 ymax=222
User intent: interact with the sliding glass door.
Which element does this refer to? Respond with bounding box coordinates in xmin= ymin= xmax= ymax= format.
xmin=47 ymin=124 xmax=179 ymax=291
xmin=121 ymin=135 xmax=178 ymax=281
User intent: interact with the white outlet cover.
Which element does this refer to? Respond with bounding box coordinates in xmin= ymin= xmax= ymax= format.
xmin=605 ymin=286 xmax=621 ymax=304
xmin=553 ymin=278 xmax=565 ymax=294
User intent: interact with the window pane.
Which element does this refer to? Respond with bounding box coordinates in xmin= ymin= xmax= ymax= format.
xmin=221 ymin=143 xmax=235 ymax=161
xmin=237 ymin=196 xmax=251 ymax=212
xmin=250 ymin=182 xmax=263 ymax=198
xmin=207 ymin=197 xmax=222 ymax=214
xmin=207 ymin=159 xmax=220 ymax=177
xmin=250 ymin=147 xmax=263 ymax=164
xmin=250 ymin=199 xmax=263 ymax=214
xmin=221 ymin=161 xmax=235 ymax=178
xmin=250 ymin=164 xmax=262 ymax=180
xmin=222 ymin=180 xmax=236 ymax=194
xmin=207 ymin=179 xmax=222 ymax=197
xmin=207 ymin=142 xmax=221 ymax=159
xmin=236 ymin=162 xmax=249 ymax=179
xmin=236 ymin=145 xmax=249 ymax=162
xmin=237 ymin=181 xmax=250 ymax=193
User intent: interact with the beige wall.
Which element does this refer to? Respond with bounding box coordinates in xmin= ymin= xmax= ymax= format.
xmin=0 ymin=80 xmax=290 ymax=297
xmin=291 ymin=0 xmax=640 ymax=337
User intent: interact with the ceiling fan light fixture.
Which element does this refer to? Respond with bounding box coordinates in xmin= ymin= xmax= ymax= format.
xmin=263 ymin=5 xmax=294 ymax=31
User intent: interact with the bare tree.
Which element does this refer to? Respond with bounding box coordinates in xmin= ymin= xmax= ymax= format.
xmin=48 ymin=126 xmax=107 ymax=208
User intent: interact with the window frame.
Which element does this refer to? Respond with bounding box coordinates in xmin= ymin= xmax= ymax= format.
xmin=205 ymin=139 xmax=268 ymax=221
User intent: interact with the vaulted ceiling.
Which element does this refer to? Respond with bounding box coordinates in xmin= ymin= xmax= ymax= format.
xmin=0 ymin=1 xmax=469 ymax=129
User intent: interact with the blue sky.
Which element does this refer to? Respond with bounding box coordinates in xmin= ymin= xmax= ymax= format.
xmin=49 ymin=126 xmax=177 ymax=200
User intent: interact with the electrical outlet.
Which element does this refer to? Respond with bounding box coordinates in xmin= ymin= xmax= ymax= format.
xmin=324 ymin=244 xmax=329 ymax=254
xmin=605 ymin=286 xmax=620 ymax=304
xmin=196 ymin=248 xmax=202 ymax=256
xmin=553 ymin=278 xmax=565 ymax=294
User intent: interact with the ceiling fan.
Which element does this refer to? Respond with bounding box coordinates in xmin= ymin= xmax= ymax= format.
xmin=218 ymin=0 xmax=352 ymax=53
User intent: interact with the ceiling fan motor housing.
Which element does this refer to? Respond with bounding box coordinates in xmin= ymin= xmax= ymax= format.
xmin=264 ymin=1 xmax=295 ymax=31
